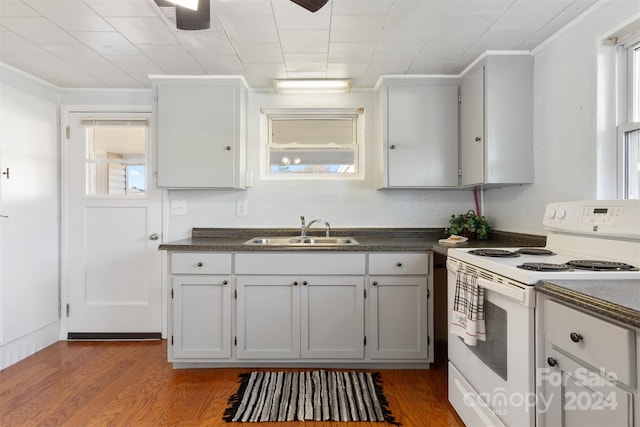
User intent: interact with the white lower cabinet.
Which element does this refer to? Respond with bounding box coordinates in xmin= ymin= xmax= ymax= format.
xmin=236 ymin=275 xmax=364 ymax=359
xmin=170 ymin=253 xmax=233 ymax=360
xmin=368 ymin=253 xmax=430 ymax=359
xmin=538 ymin=297 xmax=637 ymax=426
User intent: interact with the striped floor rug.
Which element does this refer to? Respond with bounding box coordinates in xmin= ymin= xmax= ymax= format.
xmin=223 ymin=370 xmax=399 ymax=424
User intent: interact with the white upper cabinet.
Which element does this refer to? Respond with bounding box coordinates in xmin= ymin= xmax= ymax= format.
xmin=460 ymin=54 xmax=534 ymax=186
xmin=377 ymin=78 xmax=459 ymax=188
xmin=153 ymin=76 xmax=247 ymax=189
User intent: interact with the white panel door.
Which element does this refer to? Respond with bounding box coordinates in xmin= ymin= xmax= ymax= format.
xmin=301 ymin=276 xmax=364 ymax=359
xmin=64 ymin=112 xmax=163 ymax=336
xmin=0 ymin=85 xmax=58 ymax=346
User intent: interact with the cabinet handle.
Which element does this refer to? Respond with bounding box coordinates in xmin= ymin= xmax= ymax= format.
xmin=390 ymin=144 xmax=397 ymax=150
xmin=196 ymin=262 xmax=203 ymax=267
xmin=1 ymin=168 xmax=8 ymax=179
xmin=372 ymin=281 xmax=378 ymax=286
xmin=302 ymin=281 xmax=308 ymax=286
xmin=570 ymin=332 xmax=583 ymax=343
xmin=293 ymin=281 xmax=298 ymax=286
xmin=475 ymin=137 xmax=482 ymax=142
xmin=225 ymin=145 xmax=232 ymax=151
xmin=547 ymin=357 xmax=558 ymax=367
xmin=396 ymin=262 xmax=403 ymax=267
xmin=222 ymin=280 xmax=228 ymax=285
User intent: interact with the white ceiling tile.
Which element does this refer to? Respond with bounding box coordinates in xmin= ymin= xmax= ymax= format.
xmin=24 ymin=0 xmax=113 ymax=31
xmin=212 ymin=0 xmax=273 ymax=16
xmin=0 ymin=31 xmax=45 ymax=57
xmin=218 ymin=14 xmax=279 ymax=43
xmin=286 ymin=71 xmax=327 ymax=79
xmin=385 ymin=0 xmax=450 ymax=31
xmin=414 ymin=41 xmax=471 ymax=64
xmin=272 ymin=0 xmax=330 ymax=30
xmin=331 ymin=0 xmax=393 ymax=15
xmin=491 ymin=0 xmax=573 ymax=31
xmin=72 ymin=31 xmax=140 ymax=55
xmin=1 ymin=17 xmax=81 ymax=44
xmin=243 ymin=62 xmax=288 ymax=79
xmin=137 ymin=44 xmax=206 ymax=74
xmin=330 ymin=14 xmax=387 ymax=43
xmin=74 ymin=62 xmax=146 ymax=88
xmin=475 ymin=28 xmax=537 ymax=50
xmin=431 ymin=14 xmax=496 ymax=42
xmin=448 ymin=0 xmax=514 ymax=16
xmin=279 ymin=30 xmax=329 ymax=54
xmin=102 ymin=53 xmax=165 ymax=85
xmin=173 ymin=30 xmax=235 ymax=55
xmin=193 ymin=53 xmax=245 ymax=74
xmin=376 ymin=30 xmax=429 ymax=54
xmin=0 ymin=0 xmax=40 ymax=17
xmin=85 ymin=0 xmax=159 ymax=17
xmin=283 ymin=53 xmax=328 ymax=72
xmin=106 ymin=17 xmax=179 ymax=45
xmin=408 ymin=61 xmax=458 ymax=75
xmin=327 ymin=62 xmax=369 ymax=79
xmin=234 ymin=42 xmax=283 ymax=63
xmin=41 ymin=43 xmax=106 ymax=64
xmin=328 ymin=42 xmax=375 ymax=63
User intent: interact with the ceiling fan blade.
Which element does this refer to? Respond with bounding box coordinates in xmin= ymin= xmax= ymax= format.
xmin=290 ymin=0 xmax=329 ymax=13
xmin=175 ymin=0 xmax=210 ymax=30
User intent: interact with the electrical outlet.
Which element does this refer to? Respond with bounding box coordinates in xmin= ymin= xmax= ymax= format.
xmin=171 ymin=200 xmax=187 ymax=216
xmin=236 ymin=200 xmax=248 ymax=217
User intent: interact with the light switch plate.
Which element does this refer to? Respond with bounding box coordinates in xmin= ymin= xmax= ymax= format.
xmin=171 ymin=200 xmax=187 ymax=216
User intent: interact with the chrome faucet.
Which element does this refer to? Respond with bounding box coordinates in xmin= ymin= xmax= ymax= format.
xmin=325 ymin=221 xmax=331 ymax=238
xmin=300 ymin=216 xmax=321 ymax=237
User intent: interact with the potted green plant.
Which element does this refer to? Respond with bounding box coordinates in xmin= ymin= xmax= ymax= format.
xmin=446 ymin=210 xmax=493 ymax=240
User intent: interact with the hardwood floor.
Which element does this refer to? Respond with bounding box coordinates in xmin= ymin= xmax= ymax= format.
xmin=0 ymin=341 xmax=464 ymax=427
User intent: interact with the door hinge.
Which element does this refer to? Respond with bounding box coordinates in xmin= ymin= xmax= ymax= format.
xmin=458 ymin=169 xmax=463 ymax=177
xmin=66 ymin=303 xmax=70 ymax=317
xmin=364 ymin=289 xmax=367 ymax=299
xmin=171 ymin=335 xmax=174 ymax=345
xmin=234 ymin=289 xmax=237 ymax=300
xmin=234 ymin=336 xmax=237 ymax=346
xmin=427 ymin=289 xmax=430 ymax=298
xmin=364 ymin=336 xmax=367 ymax=346
xmin=458 ymin=95 xmax=462 ymax=103
xmin=65 ymin=125 xmax=70 ymax=140
xmin=171 ymin=289 xmax=174 ymax=299
xmin=428 ymin=336 xmax=430 ymax=346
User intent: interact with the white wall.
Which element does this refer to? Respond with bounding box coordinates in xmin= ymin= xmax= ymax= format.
xmin=166 ymin=89 xmax=474 ymax=241
xmin=484 ymin=0 xmax=640 ymax=235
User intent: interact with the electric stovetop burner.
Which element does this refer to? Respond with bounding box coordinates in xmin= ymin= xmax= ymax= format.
xmin=516 ymin=248 xmax=556 ymax=256
xmin=468 ymin=249 xmax=520 ymax=258
xmin=566 ymin=260 xmax=639 ymax=271
xmin=517 ymin=262 xmax=571 ymax=271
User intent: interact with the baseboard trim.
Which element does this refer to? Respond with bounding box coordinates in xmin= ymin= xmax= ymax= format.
xmin=67 ymin=332 xmax=162 ymax=341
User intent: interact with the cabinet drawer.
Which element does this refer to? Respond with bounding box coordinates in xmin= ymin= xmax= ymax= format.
xmin=235 ymin=253 xmax=365 ymax=275
xmin=171 ymin=253 xmax=231 ymax=274
xmin=368 ymin=253 xmax=429 ymax=275
xmin=544 ymin=299 xmax=636 ymax=387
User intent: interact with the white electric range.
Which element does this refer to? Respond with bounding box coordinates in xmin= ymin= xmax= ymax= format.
xmin=446 ymin=200 xmax=640 ymax=427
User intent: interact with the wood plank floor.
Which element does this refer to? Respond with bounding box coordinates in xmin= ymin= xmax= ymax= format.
xmin=0 ymin=341 xmax=464 ymax=427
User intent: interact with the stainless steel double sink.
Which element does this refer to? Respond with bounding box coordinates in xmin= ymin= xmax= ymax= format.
xmin=243 ymin=236 xmax=359 ymax=246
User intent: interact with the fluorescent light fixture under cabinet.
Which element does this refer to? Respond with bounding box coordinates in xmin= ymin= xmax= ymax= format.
xmin=167 ymin=0 xmax=198 ymax=10
xmin=273 ymin=79 xmax=352 ymax=93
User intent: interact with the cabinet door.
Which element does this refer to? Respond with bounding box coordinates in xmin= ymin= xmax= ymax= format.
xmin=460 ymin=65 xmax=484 ymax=186
xmin=301 ymin=276 xmax=364 ymax=359
xmin=236 ymin=276 xmax=300 ymax=359
xmin=369 ymin=276 xmax=428 ymax=359
xmin=386 ymin=85 xmax=458 ymax=187
xmin=172 ymin=275 xmax=231 ymax=359
xmin=156 ymin=83 xmax=238 ymax=188
xmin=541 ymin=350 xmax=633 ymax=426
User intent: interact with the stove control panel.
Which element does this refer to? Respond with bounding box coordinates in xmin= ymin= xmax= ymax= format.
xmin=543 ymin=200 xmax=639 ymax=238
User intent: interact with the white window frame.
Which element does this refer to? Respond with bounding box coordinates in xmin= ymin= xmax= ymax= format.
xmin=617 ymin=33 xmax=640 ymax=199
xmin=260 ymin=107 xmax=365 ymax=180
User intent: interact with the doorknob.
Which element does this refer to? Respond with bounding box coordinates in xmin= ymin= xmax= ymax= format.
xmin=149 ymin=233 xmax=160 ymax=241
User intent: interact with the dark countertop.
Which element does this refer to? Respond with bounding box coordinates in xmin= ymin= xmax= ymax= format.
xmin=536 ymin=280 xmax=640 ymax=328
xmin=159 ymin=228 xmax=546 ymax=253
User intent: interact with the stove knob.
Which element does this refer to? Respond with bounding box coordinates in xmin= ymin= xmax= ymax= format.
xmin=556 ymin=208 xmax=566 ymax=219
xmin=547 ymin=357 xmax=558 ymax=367
xmin=545 ymin=207 xmax=556 ymax=219
xmin=570 ymin=332 xmax=583 ymax=343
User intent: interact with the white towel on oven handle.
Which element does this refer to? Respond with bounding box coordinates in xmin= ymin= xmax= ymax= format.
xmin=450 ymin=269 xmax=486 ymax=346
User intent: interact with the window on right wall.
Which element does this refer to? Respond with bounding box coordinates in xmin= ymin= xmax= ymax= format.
xmin=619 ymin=38 xmax=640 ymax=199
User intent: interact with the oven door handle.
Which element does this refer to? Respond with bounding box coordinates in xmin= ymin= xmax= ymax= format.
xmin=447 ymin=260 xmax=528 ymax=304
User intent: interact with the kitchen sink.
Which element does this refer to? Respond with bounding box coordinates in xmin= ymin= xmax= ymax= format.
xmin=243 ymin=236 xmax=359 ymax=246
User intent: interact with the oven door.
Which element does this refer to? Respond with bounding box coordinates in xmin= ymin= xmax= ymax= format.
xmin=447 ymin=260 xmax=535 ymax=427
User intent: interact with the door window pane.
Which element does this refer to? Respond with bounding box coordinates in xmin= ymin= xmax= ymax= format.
xmin=84 ymin=124 xmax=147 ymax=196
